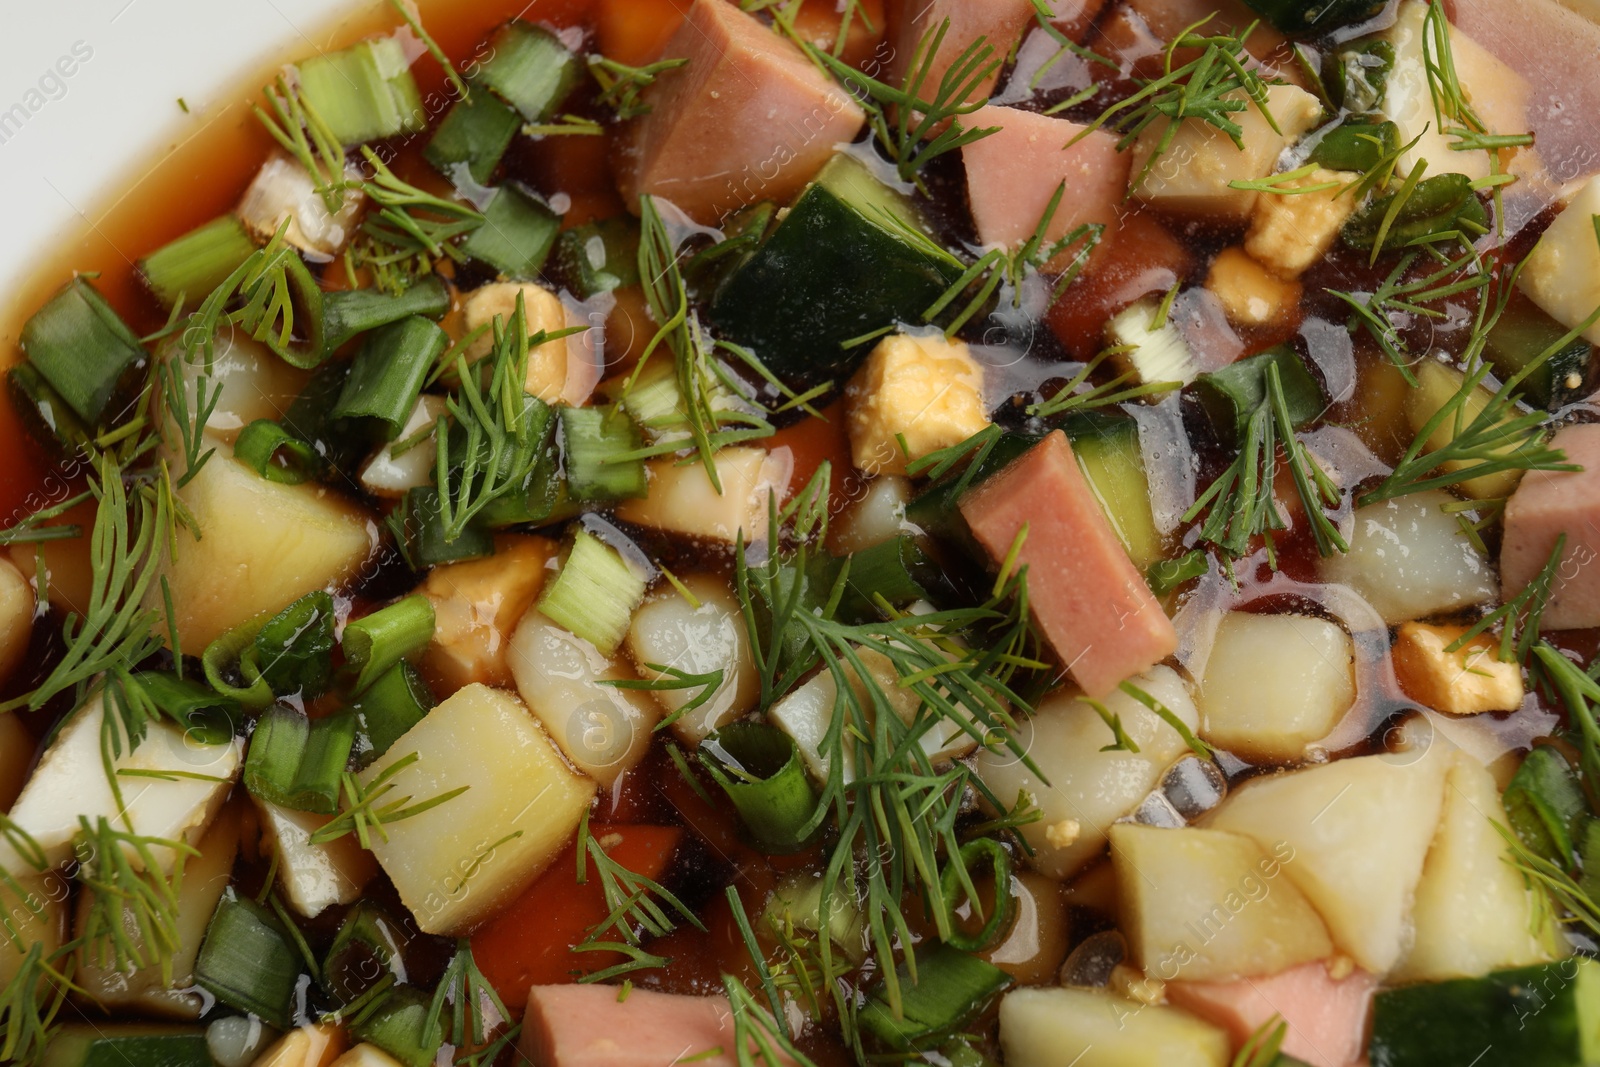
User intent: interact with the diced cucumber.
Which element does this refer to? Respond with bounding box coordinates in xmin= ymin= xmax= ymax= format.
xmin=476 ymin=22 xmax=583 ymax=123
xmin=40 ymin=1025 xmax=212 ymax=1067
xmin=708 ymin=153 xmax=963 ymax=387
xmin=553 ymin=217 xmax=642 ymax=298
xmin=1369 ymin=960 xmax=1600 ymax=1067
xmin=1190 ymin=346 xmax=1325 ymax=446
xmin=1485 ymin=296 xmax=1595 ymax=410
xmin=1108 ymin=298 xmax=1200 ymax=387
xmin=838 ymin=534 xmax=952 ymax=621
xmin=1061 ymin=411 xmax=1164 ymax=570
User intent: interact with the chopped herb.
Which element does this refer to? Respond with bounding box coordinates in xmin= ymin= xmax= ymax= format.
xmin=388 ymin=0 xmax=470 ymax=104
xmin=255 ymin=75 xmax=348 ymax=215
xmin=588 ymin=55 xmax=688 ymax=120
xmin=572 ymin=813 xmax=705 ymax=981
xmin=310 ymin=752 xmax=470 ymax=849
xmin=74 ymin=816 xmax=198 ymax=985
xmin=1028 ymin=345 xmax=1179 ymax=419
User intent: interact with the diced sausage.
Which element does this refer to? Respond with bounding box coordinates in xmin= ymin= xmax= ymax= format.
xmin=1167 ymin=960 xmax=1377 ymax=1067
xmin=1500 ymin=423 xmax=1600 ymax=630
xmin=617 ymin=0 xmax=865 ymax=223
xmin=958 ymin=431 xmax=1177 ymax=698
xmin=520 ymin=985 xmax=756 ymax=1067
xmin=962 ymin=105 xmax=1129 ymax=272
xmin=885 ymin=0 xmax=1036 ymax=108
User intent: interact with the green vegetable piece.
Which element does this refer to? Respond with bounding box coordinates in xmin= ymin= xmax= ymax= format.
xmin=700 ymin=722 xmax=821 ymax=855
xmin=857 ymin=943 xmax=1013 ymax=1051
xmin=233 ymin=419 xmax=322 ymax=485
xmin=321 ymin=274 xmax=451 ymax=355
xmin=350 ymin=661 xmax=435 ymax=766
xmin=476 ymin=21 xmax=583 ymax=122
xmin=349 ymin=984 xmax=442 ymax=1067
xmin=1342 ymin=173 xmax=1490 ymax=254
xmin=1485 ymin=296 xmax=1596 ymax=411
xmin=298 ymin=37 xmax=426 ymax=145
xmin=244 ymin=705 xmax=357 ymax=814
xmin=1310 ymin=118 xmax=1400 ymax=173
xmin=193 ymin=893 xmax=304 ymax=1029
xmin=342 ymin=594 xmax=436 ymax=697
xmin=560 ymin=404 xmax=648 ymax=502
xmin=536 ymin=526 xmax=648 ymax=656
xmin=138 ymin=215 xmax=258 ymax=309
xmin=38 ymin=1025 xmax=212 ymax=1067
xmin=1240 ymin=0 xmax=1386 ymax=35
xmin=397 ymin=486 xmax=498 ymax=566
xmin=424 ymin=86 xmax=522 ymax=185
xmin=460 ymin=184 xmax=561 ymax=280
xmin=553 ymin=217 xmax=642 ymax=298
xmin=334 ymin=316 xmax=447 ymax=440
xmin=1328 ymin=39 xmax=1395 ymax=113
xmin=1503 ymin=745 xmax=1588 ymax=864
xmin=20 ymin=277 xmax=146 ymax=426
xmin=1191 ymin=346 xmax=1326 ymax=446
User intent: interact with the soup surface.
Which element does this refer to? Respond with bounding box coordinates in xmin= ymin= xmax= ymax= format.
xmin=4 ymin=1 xmax=1600 ymax=1066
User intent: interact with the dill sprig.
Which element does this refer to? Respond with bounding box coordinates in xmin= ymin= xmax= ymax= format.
xmin=601 ymin=665 xmax=727 ymax=733
xmin=1074 ymin=17 xmax=1281 ymax=193
xmin=1447 ymin=535 xmax=1564 ymax=666
xmin=588 ymin=55 xmax=688 ymax=120
xmin=361 ymin=147 xmax=485 ymax=261
xmin=744 ymin=0 xmax=875 ymax=61
xmin=309 ymin=752 xmax=470 ymax=849
xmin=809 ymin=20 xmax=1001 ymax=193
xmin=74 ymin=815 xmax=197 ymax=985
xmin=0 ymin=941 xmax=75 ymax=1067
xmin=523 ymin=115 xmax=605 ymax=137
xmin=0 ymin=491 xmax=90 ymax=547
xmin=388 ymin=0 xmax=470 ymax=105
xmin=255 ymin=75 xmax=349 ymax=215
xmin=1184 ymin=363 xmax=1347 ymax=562
xmin=1026 ymin=0 xmax=1117 ymax=108
xmin=572 ymin=813 xmax=705 ymax=982
xmin=1029 ymin=345 xmax=1180 ymax=419
xmin=1232 ymin=1016 xmax=1290 ymax=1067
xmin=723 ymin=973 xmax=821 ymax=1067
xmin=425 ymin=942 xmax=512 ymax=1057
xmin=735 ymin=477 xmax=1045 ymax=1017
xmin=1327 ymin=247 xmax=1490 ymax=387
xmin=925 ymin=180 xmax=1103 ymax=336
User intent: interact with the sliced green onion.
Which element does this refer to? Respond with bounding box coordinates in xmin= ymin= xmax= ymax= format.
xmin=857 ymin=943 xmax=1013 ymax=1051
xmin=244 ymin=706 xmax=357 ymax=814
xmin=553 ymin=217 xmax=641 ymax=298
xmin=460 ymin=184 xmax=561 ymax=280
xmin=202 ymin=591 xmax=338 ymax=707
xmin=939 ymin=839 xmax=1016 ymax=952
xmin=34 ymin=1025 xmax=213 ymax=1067
xmin=1147 ymin=549 xmax=1210 ymax=597
xmin=282 ymin=361 xmax=373 ymax=473
xmin=128 ymin=671 xmax=240 ymax=745
xmin=342 ymin=594 xmax=436 ymax=696
xmin=298 ymin=37 xmax=425 ymax=145
xmin=259 ymin=250 xmax=330 ymax=370
xmin=840 ymin=536 xmax=949 ymax=622
xmin=536 ymin=527 xmax=648 ymax=655
xmin=559 ymin=405 xmax=647 ymax=502
xmin=234 ymin=419 xmax=321 ymax=485
xmin=395 ymin=486 xmax=497 ymax=566
xmin=322 ymin=274 xmax=451 ymax=355
xmin=324 ymin=901 xmax=410 ymax=1002
xmin=333 ymin=316 xmax=448 ymax=439
xmin=699 ymin=722 xmax=821 ymax=855
xmin=194 ymin=892 xmax=304 ymax=1028
xmin=425 ymin=87 xmax=522 ymax=185
xmin=476 ymin=22 xmax=583 ymax=122
xmin=139 ymin=215 xmax=258 ymax=309
xmin=1503 ymin=745 xmax=1586 ymax=865
xmin=7 ymin=362 xmax=93 ymax=454
xmin=20 ymin=277 xmax=146 ymax=425
xmin=348 ymin=984 xmax=442 ymax=1067
xmin=349 ymin=661 xmax=434 ymax=766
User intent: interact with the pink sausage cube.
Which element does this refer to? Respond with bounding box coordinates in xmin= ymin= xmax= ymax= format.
xmin=962 ymin=104 xmax=1130 ymax=271
xmin=521 ymin=984 xmax=771 ymax=1067
xmin=885 ymin=0 xmax=1037 ymax=107
xmin=1500 ymin=423 xmax=1600 ymax=630
xmin=958 ymin=431 xmax=1177 ymax=698
xmin=617 ymin=0 xmax=865 ymax=224
xmin=1167 ymin=961 xmax=1377 ymax=1067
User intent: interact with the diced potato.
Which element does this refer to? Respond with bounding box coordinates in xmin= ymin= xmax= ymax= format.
xmin=238 ymin=153 xmax=365 ymax=259
xmin=1519 ymin=174 xmax=1600 ymax=346
xmin=0 ymin=712 xmax=33 ymax=810
xmin=1393 ymin=753 xmax=1559 ymax=982
xmin=505 ymin=611 xmax=659 ymax=784
xmin=1000 ymin=987 xmax=1231 ymax=1067
xmin=461 ymin=282 xmax=599 ymax=406
xmin=1205 ymin=248 xmax=1301 ymax=328
xmin=160 ymin=327 xmax=311 ymax=445
xmin=1108 ymin=298 xmax=1200 ymax=386
xmin=1318 ymin=490 xmax=1496 ymax=626
xmin=1406 ymin=360 xmax=1537 ymax=501
xmin=1128 ymin=84 xmax=1324 ymax=221
xmin=255 ymin=800 xmax=378 ymax=919
xmin=1245 ymin=167 xmax=1360 ymax=279
xmin=418 ymin=534 xmax=559 ymax=693
xmin=0 ymin=696 xmax=241 ymax=874
xmin=1381 ymin=1 xmax=1532 ymax=184
xmin=248 ymin=1024 xmax=347 ymax=1067
xmin=358 ymin=684 xmax=595 ymax=935
xmin=1207 ymin=748 xmax=1450 ymax=974
xmin=1196 ymin=612 xmax=1356 ymax=763
xmin=0 ymin=869 xmax=68 ymax=990
xmin=830 ymin=476 xmax=912 ymax=556
xmin=8 ymin=497 xmax=94 ymax=616
xmin=973 ymin=667 xmax=1201 ymax=879
xmin=1111 ymin=823 xmax=1333 ymax=983
xmin=75 ymin=804 xmax=240 ymax=1018
xmin=624 ymin=574 xmax=759 ymax=746
xmin=615 ymin=447 xmax=793 ymax=543
xmin=1392 ymin=622 xmax=1524 ymax=715
xmin=160 ymin=441 xmax=377 ymax=654
xmin=845 ymin=332 xmax=991 ymax=477
xmin=0 ymin=555 xmax=35 ymax=687
xmin=328 ymin=1045 xmax=407 ymax=1067
xmin=360 ymin=395 xmax=447 ymax=498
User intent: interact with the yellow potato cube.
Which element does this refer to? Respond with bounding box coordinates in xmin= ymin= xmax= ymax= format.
xmin=1392 ymin=622 xmax=1525 ymax=715
xmin=418 ymin=534 xmax=559 ymax=693
xmin=248 ymin=1024 xmax=348 ymax=1067
xmin=255 ymin=800 xmax=378 ymax=919
xmin=1518 ymin=175 xmax=1600 ymax=346
xmin=357 ymin=683 xmax=595 ymax=935
xmin=846 ymin=332 xmax=990 ymax=477
xmin=1205 ymin=248 xmax=1302 ymax=328
xmin=1245 ymin=167 xmax=1360 ymax=279
xmin=0 ymin=554 xmax=35 ymax=688
xmin=616 ymin=447 xmax=792 ymax=543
